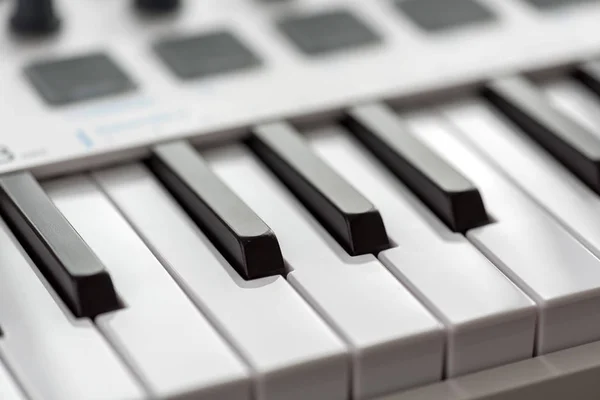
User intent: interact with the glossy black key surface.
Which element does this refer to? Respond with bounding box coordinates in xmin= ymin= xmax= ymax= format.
xmin=482 ymin=76 xmax=600 ymax=194
xmin=342 ymin=104 xmax=489 ymax=232
xmin=153 ymin=30 xmax=261 ymax=80
xmin=395 ymin=0 xmax=496 ymax=32
xmin=573 ymin=61 xmax=600 ymax=98
xmin=0 ymin=172 xmax=120 ymax=318
xmin=247 ymin=122 xmax=390 ymax=256
xmin=276 ymin=9 xmax=381 ymax=56
xmin=24 ymin=52 xmax=136 ymax=106
xmin=147 ymin=141 xmax=286 ymax=280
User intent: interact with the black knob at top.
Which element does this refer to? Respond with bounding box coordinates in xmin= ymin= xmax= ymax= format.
xmin=135 ymin=0 xmax=181 ymax=13
xmin=10 ymin=0 xmax=61 ymax=36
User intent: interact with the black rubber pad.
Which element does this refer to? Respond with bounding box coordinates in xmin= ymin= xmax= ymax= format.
xmin=24 ymin=52 xmax=136 ymax=106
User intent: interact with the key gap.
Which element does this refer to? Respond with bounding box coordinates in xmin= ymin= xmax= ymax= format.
xmin=375 ymin=254 xmax=453 ymax=379
xmin=92 ymin=322 xmax=155 ymax=397
xmin=283 ymin=273 xmax=355 ymax=400
xmin=0 ymin=350 xmax=30 ymax=400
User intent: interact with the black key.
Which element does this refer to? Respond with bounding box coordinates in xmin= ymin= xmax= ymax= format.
xmin=395 ymin=0 xmax=496 ymax=32
xmin=573 ymin=61 xmax=600 ymax=98
xmin=24 ymin=52 xmax=136 ymax=106
xmin=0 ymin=172 xmax=120 ymax=318
xmin=247 ymin=122 xmax=390 ymax=256
xmin=521 ymin=0 xmax=600 ymax=10
xmin=10 ymin=0 xmax=61 ymax=36
xmin=482 ymin=76 xmax=600 ymax=194
xmin=147 ymin=141 xmax=285 ymax=280
xmin=276 ymin=9 xmax=381 ymax=56
xmin=341 ymin=104 xmax=489 ymax=232
xmin=153 ymin=30 xmax=261 ymax=80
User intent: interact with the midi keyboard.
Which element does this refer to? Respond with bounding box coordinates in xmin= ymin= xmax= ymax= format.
xmin=3 ymin=0 xmax=600 ymax=399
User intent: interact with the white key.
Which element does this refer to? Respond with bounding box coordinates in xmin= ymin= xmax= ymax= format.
xmin=92 ymin=163 xmax=349 ymax=400
xmin=0 ymin=217 xmax=145 ymax=400
xmin=308 ymin=127 xmax=536 ymax=377
xmin=405 ymin=113 xmax=600 ymax=354
xmin=543 ymin=79 xmax=600 ymax=136
xmin=441 ymin=100 xmax=600 ymax=261
xmin=43 ymin=175 xmax=250 ymax=400
xmin=204 ymin=145 xmax=444 ymax=400
xmin=0 ymin=358 xmax=27 ymax=400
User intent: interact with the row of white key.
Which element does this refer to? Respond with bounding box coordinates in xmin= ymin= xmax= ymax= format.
xmin=5 ymin=92 xmax=600 ymax=400
xmin=405 ymin=111 xmax=600 ymax=355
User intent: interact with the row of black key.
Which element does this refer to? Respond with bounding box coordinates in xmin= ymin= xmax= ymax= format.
xmin=0 ymin=103 xmax=491 ymax=320
xmin=6 ymin=67 xmax=600 ymax=320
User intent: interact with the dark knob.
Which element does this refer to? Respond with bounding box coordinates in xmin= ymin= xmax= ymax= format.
xmin=135 ymin=0 xmax=181 ymax=13
xmin=10 ymin=0 xmax=60 ymax=36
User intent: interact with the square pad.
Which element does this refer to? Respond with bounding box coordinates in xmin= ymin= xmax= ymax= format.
xmin=395 ymin=0 xmax=496 ymax=32
xmin=276 ymin=9 xmax=381 ymax=56
xmin=521 ymin=0 xmax=600 ymax=9
xmin=153 ymin=30 xmax=262 ymax=80
xmin=24 ymin=52 xmax=136 ymax=106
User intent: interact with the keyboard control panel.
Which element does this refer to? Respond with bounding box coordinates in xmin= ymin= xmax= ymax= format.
xmin=2 ymin=0 xmax=600 ymax=177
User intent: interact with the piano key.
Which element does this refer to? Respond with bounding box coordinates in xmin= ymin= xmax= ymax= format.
xmin=0 ymin=359 xmax=26 ymax=400
xmin=482 ymin=76 xmax=600 ymax=193
xmin=441 ymin=100 xmax=600 ymax=262
xmin=0 ymin=172 xmax=120 ymax=318
xmin=247 ymin=122 xmax=389 ymax=256
xmin=204 ymin=144 xmax=445 ymax=400
xmin=0 ymin=217 xmax=145 ymax=400
xmin=147 ymin=141 xmax=285 ymax=280
xmin=573 ymin=61 xmax=600 ymax=98
xmin=342 ymin=103 xmax=489 ymax=233
xmin=92 ymin=163 xmax=349 ymax=400
xmin=307 ymin=126 xmax=536 ymax=376
xmin=404 ymin=113 xmax=600 ymax=354
xmin=543 ymin=79 xmax=600 ymax=136
xmin=43 ymin=175 xmax=251 ymax=400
